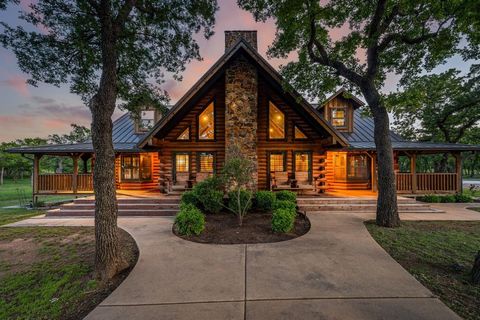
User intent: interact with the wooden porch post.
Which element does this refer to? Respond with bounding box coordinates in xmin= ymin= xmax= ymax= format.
xmin=410 ymin=153 xmax=417 ymax=194
xmin=371 ymin=153 xmax=377 ymax=192
xmin=454 ymin=152 xmax=462 ymax=193
xmin=72 ymin=154 xmax=79 ymax=194
xmin=33 ymin=154 xmax=42 ymax=204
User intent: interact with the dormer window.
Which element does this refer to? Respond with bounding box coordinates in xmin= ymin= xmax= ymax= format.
xmin=135 ymin=108 xmax=161 ymax=133
xmin=198 ymin=102 xmax=215 ymax=140
xmin=269 ymin=101 xmax=285 ymax=139
xmin=331 ymin=107 xmax=346 ymax=128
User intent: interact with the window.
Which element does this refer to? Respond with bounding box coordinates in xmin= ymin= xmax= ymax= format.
xmin=138 ymin=110 xmax=155 ymax=131
xmin=295 ymin=152 xmax=310 ymax=172
xmin=175 ymin=153 xmax=189 ymax=173
xmin=177 ymin=127 xmax=190 ymax=140
xmin=122 ymin=154 xmax=151 ymax=181
xmin=294 ymin=126 xmax=308 ymax=139
xmin=269 ymin=101 xmax=285 ymax=139
xmin=198 ymin=152 xmax=215 ymax=173
xmin=347 ymin=154 xmax=369 ymax=180
xmin=331 ymin=107 xmax=346 ymax=127
xmin=198 ymin=102 xmax=215 ymax=140
xmin=269 ymin=153 xmax=285 ymax=172
xmin=334 ymin=153 xmax=346 ymax=180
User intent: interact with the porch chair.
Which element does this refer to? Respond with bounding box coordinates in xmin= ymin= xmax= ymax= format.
xmin=295 ymin=171 xmax=315 ymax=192
xmin=167 ymin=172 xmax=191 ymax=193
xmin=270 ymin=171 xmax=290 ymax=190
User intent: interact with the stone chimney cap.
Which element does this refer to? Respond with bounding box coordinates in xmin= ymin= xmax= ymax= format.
xmin=225 ymin=30 xmax=257 ymax=52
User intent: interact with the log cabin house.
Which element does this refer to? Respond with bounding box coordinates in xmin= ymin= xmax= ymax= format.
xmin=9 ymin=31 xmax=480 ymax=202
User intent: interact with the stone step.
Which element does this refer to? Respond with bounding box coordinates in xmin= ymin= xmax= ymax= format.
xmin=61 ymin=203 xmax=180 ymax=210
xmin=73 ymin=198 xmax=180 ymax=204
xmin=296 ymin=198 xmax=416 ymax=205
xmin=47 ymin=208 xmax=178 ymax=217
xmin=298 ymin=203 xmax=437 ymax=212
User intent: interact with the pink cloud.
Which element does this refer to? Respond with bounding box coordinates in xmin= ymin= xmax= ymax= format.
xmin=0 ymin=75 xmax=29 ymax=97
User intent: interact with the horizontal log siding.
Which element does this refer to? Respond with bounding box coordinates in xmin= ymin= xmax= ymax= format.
xmin=155 ymin=77 xmax=226 ymax=190
xmin=257 ymin=77 xmax=327 ymax=190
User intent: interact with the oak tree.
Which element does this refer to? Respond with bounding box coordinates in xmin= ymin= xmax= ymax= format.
xmin=238 ymin=0 xmax=478 ymax=227
xmin=1 ymin=0 xmax=217 ymax=280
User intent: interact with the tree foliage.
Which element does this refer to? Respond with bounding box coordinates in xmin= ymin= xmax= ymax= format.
xmin=387 ymin=67 xmax=480 ymax=143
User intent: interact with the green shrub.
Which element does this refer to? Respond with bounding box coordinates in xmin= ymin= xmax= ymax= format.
xmin=192 ymin=176 xmax=224 ymax=213
xmin=255 ymin=191 xmax=276 ymax=211
xmin=440 ymin=195 xmax=456 ymax=203
xmin=454 ymin=193 xmax=473 ymax=203
xmin=272 ymin=208 xmax=296 ymax=233
xmin=228 ymin=189 xmax=253 ymax=214
xmin=273 ymin=199 xmax=297 ymax=213
xmin=419 ymin=194 xmax=441 ymax=203
xmin=275 ymin=190 xmax=296 ymax=203
xmin=174 ymin=204 xmax=205 ymax=236
xmin=180 ymin=191 xmax=200 ymax=207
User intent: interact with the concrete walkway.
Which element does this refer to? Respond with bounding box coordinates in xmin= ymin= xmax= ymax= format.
xmin=6 ymin=205 xmax=479 ymax=319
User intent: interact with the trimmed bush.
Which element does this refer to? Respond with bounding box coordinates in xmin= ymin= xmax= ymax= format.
xmin=228 ymin=189 xmax=253 ymax=214
xmin=272 ymin=208 xmax=296 ymax=233
xmin=255 ymin=191 xmax=276 ymax=211
xmin=455 ymin=193 xmax=473 ymax=203
xmin=180 ymin=190 xmax=200 ymax=207
xmin=419 ymin=194 xmax=441 ymax=203
xmin=273 ymin=199 xmax=297 ymax=213
xmin=275 ymin=190 xmax=296 ymax=203
xmin=440 ymin=195 xmax=456 ymax=203
xmin=192 ymin=176 xmax=224 ymax=213
xmin=174 ymin=204 xmax=205 ymax=236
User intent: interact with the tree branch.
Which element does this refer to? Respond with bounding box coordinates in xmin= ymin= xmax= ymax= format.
xmin=114 ymin=0 xmax=135 ymax=32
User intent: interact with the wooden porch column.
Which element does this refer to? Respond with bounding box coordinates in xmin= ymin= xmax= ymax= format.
xmin=33 ymin=154 xmax=42 ymax=204
xmin=371 ymin=153 xmax=377 ymax=192
xmin=72 ymin=155 xmax=79 ymax=194
xmin=410 ymin=153 xmax=417 ymax=194
xmin=454 ymin=152 xmax=462 ymax=193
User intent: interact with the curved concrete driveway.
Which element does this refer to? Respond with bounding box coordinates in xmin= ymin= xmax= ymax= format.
xmin=7 ymin=213 xmax=463 ymax=320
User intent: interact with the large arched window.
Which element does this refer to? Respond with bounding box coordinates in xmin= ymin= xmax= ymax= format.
xmin=269 ymin=102 xmax=285 ymax=139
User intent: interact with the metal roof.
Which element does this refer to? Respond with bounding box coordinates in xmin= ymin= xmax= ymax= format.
xmin=8 ymin=114 xmax=149 ymax=154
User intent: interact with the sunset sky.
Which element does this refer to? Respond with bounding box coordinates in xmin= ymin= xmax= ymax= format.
xmin=0 ymin=0 xmax=473 ymax=142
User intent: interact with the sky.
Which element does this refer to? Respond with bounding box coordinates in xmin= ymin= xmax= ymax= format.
xmin=0 ymin=0 xmax=474 ymax=142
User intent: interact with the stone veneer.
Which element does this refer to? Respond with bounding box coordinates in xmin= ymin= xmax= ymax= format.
xmin=225 ymin=31 xmax=258 ymax=51
xmin=225 ymin=54 xmax=258 ymax=188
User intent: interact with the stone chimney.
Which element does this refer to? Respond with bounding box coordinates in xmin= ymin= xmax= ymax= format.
xmin=224 ymin=31 xmax=258 ymax=189
xmin=225 ymin=30 xmax=257 ymax=51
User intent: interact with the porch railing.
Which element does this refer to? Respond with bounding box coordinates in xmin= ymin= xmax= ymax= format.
xmin=395 ymin=173 xmax=458 ymax=194
xmin=38 ymin=173 xmax=93 ymax=193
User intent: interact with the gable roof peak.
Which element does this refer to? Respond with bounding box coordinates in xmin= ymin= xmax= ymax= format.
xmin=321 ymin=87 xmax=365 ymax=109
xmin=225 ymin=30 xmax=257 ymax=52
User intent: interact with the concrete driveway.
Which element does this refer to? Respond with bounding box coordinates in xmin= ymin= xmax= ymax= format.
xmin=6 ymin=209 xmax=470 ymax=320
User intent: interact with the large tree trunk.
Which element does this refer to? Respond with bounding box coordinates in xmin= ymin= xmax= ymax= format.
xmin=90 ymin=16 xmax=127 ymax=282
xmin=362 ymin=84 xmax=400 ymax=228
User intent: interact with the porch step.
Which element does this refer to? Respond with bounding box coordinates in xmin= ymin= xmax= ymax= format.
xmin=47 ymin=196 xmax=181 ymax=217
xmin=296 ymin=197 xmax=442 ymax=213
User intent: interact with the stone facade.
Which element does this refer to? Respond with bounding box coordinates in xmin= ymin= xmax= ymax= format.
xmin=225 ymin=31 xmax=258 ymax=51
xmin=225 ymin=54 xmax=258 ymax=187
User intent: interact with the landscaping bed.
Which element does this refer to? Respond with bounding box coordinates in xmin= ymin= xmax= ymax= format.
xmin=174 ymin=210 xmax=310 ymax=244
xmin=0 ymin=226 xmax=138 ymax=320
xmin=366 ymin=221 xmax=480 ymax=320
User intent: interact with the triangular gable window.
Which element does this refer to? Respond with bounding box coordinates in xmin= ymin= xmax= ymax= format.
xmin=294 ymin=126 xmax=308 ymax=140
xmin=177 ymin=127 xmax=190 ymax=140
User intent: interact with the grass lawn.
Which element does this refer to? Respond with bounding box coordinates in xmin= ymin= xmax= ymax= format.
xmin=0 ymin=178 xmax=80 ymax=207
xmin=0 ymin=208 xmax=44 ymax=226
xmin=366 ymin=221 xmax=480 ymax=320
xmin=0 ymin=226 xmax=138 ymax=320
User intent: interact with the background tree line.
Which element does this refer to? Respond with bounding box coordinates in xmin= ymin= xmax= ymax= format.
xmin=0 ymin=124 xmax=90 ymax=184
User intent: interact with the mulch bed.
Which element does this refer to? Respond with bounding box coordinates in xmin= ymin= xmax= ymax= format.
xmin=174 ymin=210 xmax=310 ymax=244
